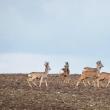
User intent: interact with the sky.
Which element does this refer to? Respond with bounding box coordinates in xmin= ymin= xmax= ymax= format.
xmin=0 ymin=0 xmax=110 ymax=74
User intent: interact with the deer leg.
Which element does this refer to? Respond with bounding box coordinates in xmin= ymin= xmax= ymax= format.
xmin=66 ymin=77 xmax=70 ymax=83
xmin=76 ymin=80 xmax=81 ymax=87
xmin=64 ymin=77 xmax=68 ymax=83
xmin=82 ymin=80 xmax=87 ymax=87
xmin=39 ymin=77 xmax=43 ymax=87
xmin=87 ymin=80 xmax=91 ymax=85
xmin=67 ymin=79 xmax=69 ymax=83
xmin=76 ymin=75 xmax=86 ymax=87
xmin=106 ymin=80 xmax=110 ymax=87
xmin=32 ymin=80 xmax=37 ymax=87
xmin=96 ymin=79 xmax=100 ymax=88
xmin=27 ymin=79 xmax=32 ymax=88
xmin=93 ymin=80 xmax=96 ymax=87
xmin=44 ymin=79 xmax=48 ymax=88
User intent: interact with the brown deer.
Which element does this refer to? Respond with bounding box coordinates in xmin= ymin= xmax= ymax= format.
xmin=59 ymin=62 xmax=70 ymax=83
xmin=96 ymin=72 xmax=110 ymax=87
xmin=76 ymin=60 xmax=104 ymax=87
xmin=83 ymin=60 xmax=104 ymax=72
xmin=27 ymin=62 xmax=51 ymax=88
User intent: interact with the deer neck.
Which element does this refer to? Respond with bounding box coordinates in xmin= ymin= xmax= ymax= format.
xmin=96 ymin=65 xmax=101 ymax=72
xmin=44 ymin=68 xmax=49 ymax=74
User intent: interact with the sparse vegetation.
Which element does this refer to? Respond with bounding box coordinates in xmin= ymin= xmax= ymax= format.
xmin=0 ymin=74 xmax=110 ymax=110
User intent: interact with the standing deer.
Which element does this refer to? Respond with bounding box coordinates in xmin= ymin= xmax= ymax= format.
xmin=27 ymin=62 xmax=51 ymax=88
xmin=76 ymin=60 xmax=104 ymax=87
xmin=59 ymin=62 xmax=70 ymax=83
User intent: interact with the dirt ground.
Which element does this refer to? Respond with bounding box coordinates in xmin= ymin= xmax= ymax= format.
xmin=0 ymin=74 xmax=110 ymax=110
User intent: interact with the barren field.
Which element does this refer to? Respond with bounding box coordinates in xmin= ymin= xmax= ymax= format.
xmin=0 ymin=74 xmax=110 ymax=110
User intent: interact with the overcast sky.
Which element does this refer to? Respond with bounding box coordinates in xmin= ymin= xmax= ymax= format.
xmin=0 ymin=0 xmax=110 ymax=73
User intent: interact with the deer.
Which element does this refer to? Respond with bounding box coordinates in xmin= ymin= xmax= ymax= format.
xmin=83 ymin=60 xmax=104 ymax=73
xmin=27 ymin=62 xmax=51 ymax=88
xmin=96 ymin=72 xmax=110 ymax=87
xmin=59 ymin=62 xmax=70 ymax=83
xmin=76 ymin=60 xmax=104 ymax=87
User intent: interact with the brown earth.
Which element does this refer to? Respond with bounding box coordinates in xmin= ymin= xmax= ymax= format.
xmin=0 ymin=74 xmax=110 ymax=110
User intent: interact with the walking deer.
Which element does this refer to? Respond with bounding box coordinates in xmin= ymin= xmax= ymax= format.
xmin=27 ymin=62 xmax=51 ymax=88
xmin=76 ymin=60 xmax=104 ymax=87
